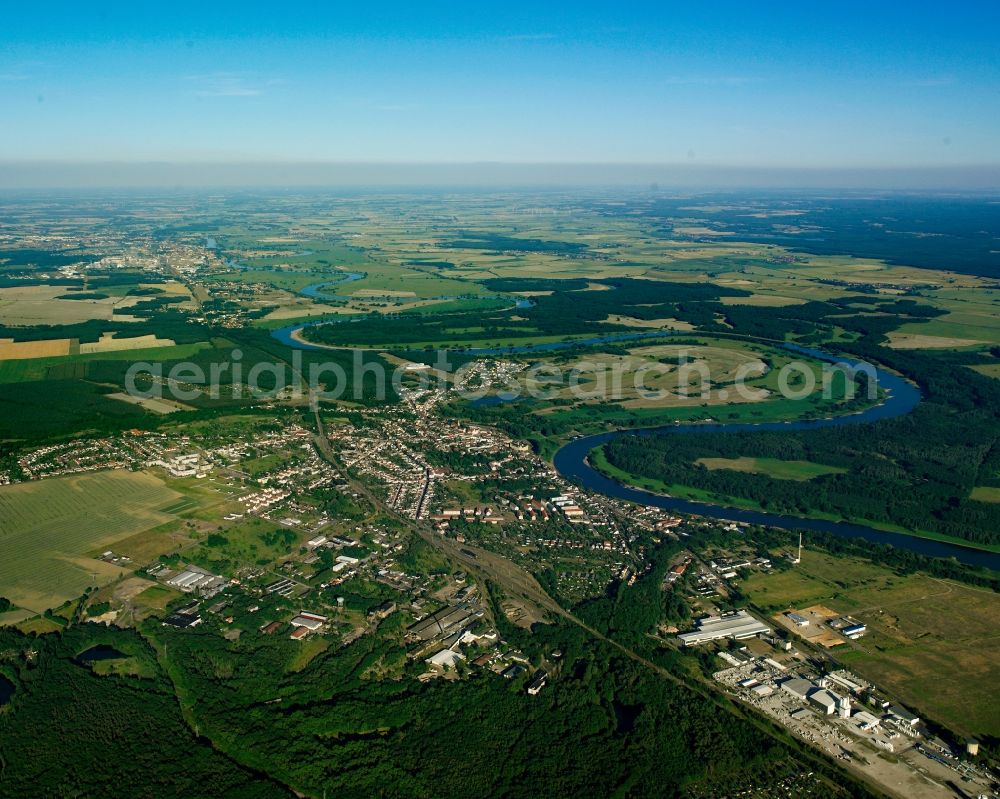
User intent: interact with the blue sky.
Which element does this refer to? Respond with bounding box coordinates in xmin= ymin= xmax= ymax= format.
xmin=2 ymin=1 xmax=999 ymax=168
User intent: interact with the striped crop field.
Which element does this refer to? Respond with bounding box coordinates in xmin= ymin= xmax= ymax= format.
xmin=0 ymin=470 xmax=183 ymax=614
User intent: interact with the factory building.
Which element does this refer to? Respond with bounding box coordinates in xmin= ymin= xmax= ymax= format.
xmin=889 ymin=704 xmax=920 ymax=727
xmin=165 ymin=566 xmax=225 ymax=595
xmin=290 ymin=612 xmax=328 ymax=631
xmin=841 ymin=623 xmax=867 ymax=639
xmin=780 ymin=678 xmax=814 ymax=700
xmin=426 ymin=649 xmax=465 ymax=669
xmin=677 ymin=610 xmax=770 ymax=646
xmin=808 ymin=689 xmax=840 ymax=715
xmin=853 ymin=711 xmax=881 ymax=731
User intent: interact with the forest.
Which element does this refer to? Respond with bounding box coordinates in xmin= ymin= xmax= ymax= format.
xmin=0 ymin=610 xmax=878 ymax=799
xmin=0 ymin=627 xmax=291 ymax=798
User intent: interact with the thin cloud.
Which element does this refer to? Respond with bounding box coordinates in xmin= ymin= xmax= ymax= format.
xmin=663 ymin=76 xmax=758 ymax=86
xmin=902 ymin=77 xmax=956 ymax=87
xmin=187 ymin=73 xmax=280 ymax=97
xmin=499 ymin=33 xmax=557 ymax=41
xmin=370 ymin=102 xmax=420 ymax=112
xmin=0 ymin=61 xmax=42 ymax=82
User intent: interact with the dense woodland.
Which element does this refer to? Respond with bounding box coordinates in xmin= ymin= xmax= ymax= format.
xmin=0 ymin=605 xmax=874 ymax=799
xmin=0 ymin=627 xmax=290 ymax=798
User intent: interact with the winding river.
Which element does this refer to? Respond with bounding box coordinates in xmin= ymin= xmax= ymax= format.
xmin=553 ymin=346 xmax=1000 ymax=571
xmin=299 ymin=272 xmax=367 ymax=301
xmin=274 ymin=314 xmax=999 ymax=570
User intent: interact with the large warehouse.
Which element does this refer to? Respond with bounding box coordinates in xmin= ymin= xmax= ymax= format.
xmin=677 ymin=610 xmax=771 ymax=646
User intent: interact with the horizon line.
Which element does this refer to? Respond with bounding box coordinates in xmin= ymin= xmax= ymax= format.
xmin=1 ymin=160 xmax=999 ymax=191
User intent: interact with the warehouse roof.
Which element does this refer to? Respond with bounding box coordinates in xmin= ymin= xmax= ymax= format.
xmin=677 ymin=610 xmax=770 ymax=645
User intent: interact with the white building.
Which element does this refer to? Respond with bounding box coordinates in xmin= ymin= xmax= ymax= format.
xmin=290 ymin=612 xmax=328 ymax=631
xmin=677 ymin=610 xmax=770 ymax=646
xmin=780 ymin=678 xmax=814 ymax=701
xmin=854 ymin=711 xmax=881 ymax=731
xmin=426 ymin=649 xmax=465 ymax=669
xmin=808 ymin=689 xmax=840 ymax=715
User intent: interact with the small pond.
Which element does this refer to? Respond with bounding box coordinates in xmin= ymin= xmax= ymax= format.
xmin=75 ymin=645 xmax=127 ymax=664
xmin=0 ymin=675 xmax=15 ymax=705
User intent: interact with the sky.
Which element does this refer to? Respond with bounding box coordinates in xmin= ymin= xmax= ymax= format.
xmin=2 ymin=1 xmax=999 ymax=186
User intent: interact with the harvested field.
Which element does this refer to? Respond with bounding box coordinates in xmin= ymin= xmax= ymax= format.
xmin=0 ymin=285 xmax=145 ymax=325
xmin=0 ymin=470 xmax=185 ymax=613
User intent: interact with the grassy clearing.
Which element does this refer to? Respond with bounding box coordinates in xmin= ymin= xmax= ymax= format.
xmin=130 ymin=584 xmax=182 ymax=619
xmin=91 ymin=656 xmax=158 ymax=678
xmin=587 ymin=447 xmax=760 ymax=506
xmin=14 ymin=616 xmax=65 ymax=634
xmin=107 ymin=520 xmax=200 ymax=563
xmin=240 ymin=452 xmax=293 ymax=477
xmin=970 ymin=363 xmax=1000 ymax=380
xmin=0 ymin=470 xmax=186 ymax=613
xmin=695 ymin=456 xmax=847 ymax=481
xmin=182 ymin=516 xmax=306 ymax=574
xmin=885 ymin=332 xmax=986 ymax=350
xmin=287 ymin=637 xmax=331 ymax=672
xmin=719 ymin=294 xmax=807 ymax=307
xmin=742 ymin=550 xmax=1000 ymax=738
xmin=970 ymin=486 xmax=1000 ymax=503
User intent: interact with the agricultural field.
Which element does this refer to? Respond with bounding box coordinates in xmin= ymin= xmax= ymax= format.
xmin=0 ymin=341 xmax=207 ymax=384
xmin=718 ymin=294 xmax=807 ymax=307
xmin=885 ymin=332 xmax=988 ymax=349
xmin=598 ymin=315 xmax=695 ymax=330
xmin=104 ymin=392 xmax=190 ymax=414
xmin=0 ymin=285 xmax=148 ymax=325
xmin=889 ymin=315 xmax=1000 ymax=348
xmin=0 ymin=470 xmax=192 ymax=613
xmin=741 ymin=550 xmax=1000 ymax=738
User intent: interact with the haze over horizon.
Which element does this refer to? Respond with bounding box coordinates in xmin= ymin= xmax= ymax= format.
xmin=2 ymin=161 xmax=999 ymax=191
xmin=3 ymin=1 xmax=999 ymax=188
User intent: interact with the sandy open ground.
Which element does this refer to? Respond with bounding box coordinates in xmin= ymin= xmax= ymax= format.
xmin=0 ymin=285 xmax=146 ymax=325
